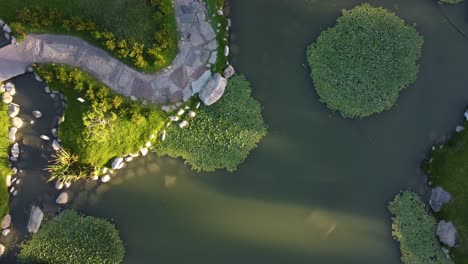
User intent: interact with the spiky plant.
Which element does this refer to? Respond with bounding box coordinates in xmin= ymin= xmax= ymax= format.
xmin=47 ymin=148 xmax=92 ymax=183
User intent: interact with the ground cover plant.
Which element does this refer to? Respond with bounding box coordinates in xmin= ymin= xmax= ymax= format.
xmin=206 ymin=0 xmax=229 ymax=73
xmin=425 ymin=121 xmax=468 ymax=263
xmin=18 ymin=210 xmax=125 ymax=264
xmin=388 ymin=191 xmax=453 ymax=264
xmin=35 ymin=64 xmax=166 ymax=181
xmin=0 ymin=101 xmax=11 ymax=216
xmin=0 ymin=0 xmax=178 ymax=72
xmin=307 ymin=3 xmax=423 ymax=118
xmin=156 ymin=75 xmax=267 ymax=172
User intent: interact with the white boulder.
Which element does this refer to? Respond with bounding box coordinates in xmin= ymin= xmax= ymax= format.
xmin=199 ymin=73 xmax=227 ymax=106
xmin=1 ymin=93 xmax=12 ymax=104
xmin=223 ymin=65 xmax=235 ymax=79
xmin=140 ymin=147 xmax=149 ymax=156
xmin=0 ymin=244 xmax=4 ymax=256
xmin=64 ymin=182 xmax=71 ymax=188
xmin=188 ymin=111 xmax=196 ymax=118
xmin=52 ymin=140 xmax=61 ymax=151
xmin=56 ymin=192 xmax=69 ymax=204
xmin=111 ymin=157 xmax=124 ymax=170
xmin=8 ymin=127 xmax=17 ymax=142
xmin=32 ymin=110 xmax=42 ymax=118
xmin=40 ymin=135 xmax=50 ymax=141
xmin=1 ymin=214 xmax=11 ymax=229
xmin=1 ymin=229 xmax=10 ymax=236
xmin=101 ymin=175 xmax=111 ymax=183
xmin=27 ymin=206 xmax=44 ymax=234
xmin=4 ymin=83 xmax=15 ymax=95
xmin=161 ymin=130 xmax=166 ymax=141
xmin=55 ymin=181 xmax=63 ymax=190
xmin=8 ymin=104 xmax=19 ymax=118
xmin=11 ymin=117 xmax=23 ymax=128
xmin=145 ymin=142 xmax=152 ymax=148
xmin=224 ymin=46 xmax=230 ymax=57
xmin=2 ymin=24 xmax=11 ymax=33
xmin=125 ymin=156 xmax=133 ymax=162
xmin=169 ymin=116 xmax=179 ymax=121
xmin=11 ymin=143 xmax=19 ymax=158
xmin=179 ymin=120 xmax=188 ymax=128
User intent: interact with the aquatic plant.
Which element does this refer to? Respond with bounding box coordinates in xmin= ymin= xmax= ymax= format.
xmin=307 ymin=3 xmax=423 ymax=118
xmin=156 ymin=75 xmax=267 ymax=172
xmin=388 ymin=191 xmax=453 ymax=264
xmin=439 ymin=0 xmax=463 ymax=4
xmin=18 ymin=210 xmax=125 ymax=264
xmin=47 ymin=148 xmax=94 ymax=183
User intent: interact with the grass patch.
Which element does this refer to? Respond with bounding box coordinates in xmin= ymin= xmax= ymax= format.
xmin=0 ymin=101 xmax=11 ymax=217
xmin=206 ymin=0 xmax=229 ymax=73
xmin=388 ymin=191 xmax=453 ymax=264
xmin=0 ymin=0 xmax=178 ymax=72
xmin=19 ymin=210 xmax=125 ymax=264
xmin=35 ymin=64 xmax=166 ymax=174
xmin=425 ymin=121 xmax=468 ymax=263
xmin=156 ymin=75 xmax=267 ymax=172
xmin=307 ymin=3 xmax=423 ymax=118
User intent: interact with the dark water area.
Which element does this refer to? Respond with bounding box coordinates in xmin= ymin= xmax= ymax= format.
xmin=3 ymin=0 xmax=468 ymax=263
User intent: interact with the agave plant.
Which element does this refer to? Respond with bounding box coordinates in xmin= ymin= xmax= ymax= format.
xmin=47 ymin=148 xmax=92 ymax=183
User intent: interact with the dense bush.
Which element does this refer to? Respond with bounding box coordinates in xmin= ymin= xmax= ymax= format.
xmin=425 ymin=121 xmax=468 ymax=263
xmin=156 ymin=75 xmax=267 ymax=171
xmin=35 ymin=65 xmax=166 ymax=172
xmin=4 ymin=0 xmax=178 ymax=72
xmin=0 ymin=101 xmax=11 ymax=216
xmin=19 ymin=210 xmax=125 ymax=264
xmin=307 ymin=4 xmax=423 ymax=118
xmin=388 ymin=191 xmax=453 ymax=264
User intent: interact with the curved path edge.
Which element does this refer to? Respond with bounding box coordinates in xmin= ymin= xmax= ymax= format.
xmin=0 ymin=0 xmax=219 ymax=103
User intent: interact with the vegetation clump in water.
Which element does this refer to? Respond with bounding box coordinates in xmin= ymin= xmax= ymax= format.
xmin=425 ymin=120 xmax=468 ymax=263
xmin=156 ymin=75 xmax=267 ymax=172
xmin=388 ymin=191 xmax=453 ymax=264
xmin=307 ymin=3 xmax=423 ymax=118
xmin=18 ymin=210 xmax=125 ymax=264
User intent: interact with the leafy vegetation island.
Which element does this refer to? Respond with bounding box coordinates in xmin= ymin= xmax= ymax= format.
xmin=18 ymin=210 xmax=125 ymax=264
xmin=307 ymin=4 xmax=423 ymax=118
xmin=389 ymin=191 xmax=453 ymax=264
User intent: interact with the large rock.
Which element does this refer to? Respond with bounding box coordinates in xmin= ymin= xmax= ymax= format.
xmin=0 ymin=244 xmax=4 ymax=256
xmin=4 ymin=83 xmax=15 ymax=96
xmin=52 ymin=140 xmax=61 ymax=151
xmin=199 ymin=73 xmax=227 ymax=106
xmin=8 ymin=127 xmax=17 ymax=142
xmin=111 ymin=157 xmax=124 ymax=170
xmin=27 ymin=206 xmax=44 ymax=234
xmin=430 ymin=187 xmax=452 ymax=212
xmin=223 ymin=65 xmax=235 ymax=79
xmin=11 ymin=117 xmax=23 ymax=128
xmin=437 ymin=221 xmax=457 ymax=247
xmin=2 ymin=92 xmax=12 ymax=104
xmin=56 ymin=192 xmax=69 ymax=204
xmin=8 ymin=103 xmax=19 ymax=117
xmin=191 ymin=69 xmax=212 ymax=94
xmin=1 ymin=214 xmax=11 ymax=229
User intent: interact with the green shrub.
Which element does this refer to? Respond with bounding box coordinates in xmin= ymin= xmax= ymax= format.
xmin=425 ymin=120 xmax=468 ymax=263
xmin=19 ymin=210 xmax=125 ymax=264
xmin=307 ymin=4 xmax=423 ymax=118
xmin=156 ymin=75 xmax=267 ymax=172
xmin=0 ymin=101 xmax=11 ymax=216
xmin=388 ymin=191 xmax=453 ymax=264
xmin=35 ymin=64 xmax=166 ymax=169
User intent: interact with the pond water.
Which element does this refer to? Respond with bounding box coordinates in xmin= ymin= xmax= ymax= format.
xmin=7 ymin=0 xmax=468 ymax=263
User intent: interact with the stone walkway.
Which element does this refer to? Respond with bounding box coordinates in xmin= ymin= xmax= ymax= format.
xmin=0 ymin=0 xmax=219 ymax=103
